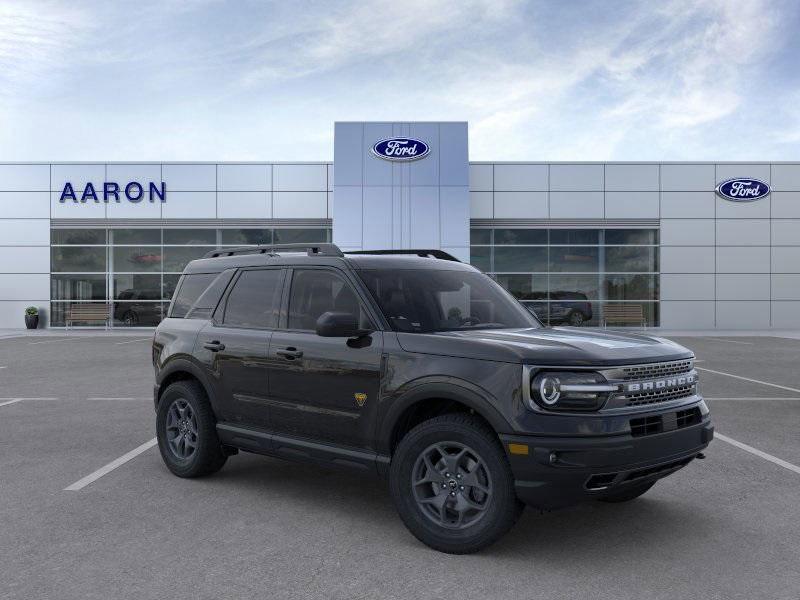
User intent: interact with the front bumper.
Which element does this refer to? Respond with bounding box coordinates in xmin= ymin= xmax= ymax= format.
xmin=500 ymin=416 xmax=713 ymax=509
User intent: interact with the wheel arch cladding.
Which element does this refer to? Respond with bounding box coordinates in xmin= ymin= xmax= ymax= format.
xmin=157 ymin=359 xmax=217 ymax=413
xmin=382 ymin=382 xmax=512 ymax=455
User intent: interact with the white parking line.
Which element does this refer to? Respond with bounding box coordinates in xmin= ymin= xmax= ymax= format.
xmin=87 ymin=397 xmax=150 ymax=401
xmin=115 ymin=338 xmax=152 ymax=345
xmin=0 ymin=397 xmax=59 ymax=404
xmin=717 ymin=433 xmax=800 ymax=476
xmin=0 ymin=399 xmax=23 ymax=407
xmin=700 ymin=338 xmax=753 ymax=345
xmin=28 ymin=337 xmax=84 ymax=345
xmin=696 ymin=366 xmax=800 ymax=394
xmin=64 ymin=438 xmax=157 ymax=491
xmin=0 ymin=365 xmax=7 ymax=369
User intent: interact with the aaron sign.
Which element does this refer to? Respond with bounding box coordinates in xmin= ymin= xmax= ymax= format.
xmin=59 ymin=181 xmax=167 ymax=203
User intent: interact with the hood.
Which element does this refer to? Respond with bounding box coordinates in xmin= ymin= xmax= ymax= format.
xmin=396 ymin=327 xmax=692 ymax=366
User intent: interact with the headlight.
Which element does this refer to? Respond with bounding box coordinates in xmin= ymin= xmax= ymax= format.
xmin=529 ymin=371 xmax=617 ymax=412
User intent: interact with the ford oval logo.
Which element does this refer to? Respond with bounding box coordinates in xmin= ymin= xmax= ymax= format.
xmin=371 ymin=137 xmax=430 ymax=162
xmin=716 ymin=178 xmax=771 ymax=202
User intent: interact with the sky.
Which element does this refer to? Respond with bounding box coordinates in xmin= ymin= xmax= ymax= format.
xmin=1 ymin=0 xmax=799 ymax=162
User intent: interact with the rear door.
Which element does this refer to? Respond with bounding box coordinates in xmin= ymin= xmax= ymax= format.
xmin=197 ymin=267 xmax=284 ymax=428
xmin=267 ymin=267 xmax=383 ymax=451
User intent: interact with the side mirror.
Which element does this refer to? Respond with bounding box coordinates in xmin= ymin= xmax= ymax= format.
xmin=315 ymin=311 xmax=370 ymax=338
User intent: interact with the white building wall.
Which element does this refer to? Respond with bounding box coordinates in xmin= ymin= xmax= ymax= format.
xmin=332 ymin=122 xmax=470 ymax=261
xmin=0 ymin=165 xmax=51 ymax=328
xmin=1 ymin=154 xmax=799 ymax=330
xmin=470 ymin=161 xmax=800 ymax=329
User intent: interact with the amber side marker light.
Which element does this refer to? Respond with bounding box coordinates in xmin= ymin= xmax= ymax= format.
xmin=508 ymin=443 xmax=529 ymax=455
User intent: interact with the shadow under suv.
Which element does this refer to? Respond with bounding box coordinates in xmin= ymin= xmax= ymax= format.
xmin=152 ymin=243 xmax=713 ymax=554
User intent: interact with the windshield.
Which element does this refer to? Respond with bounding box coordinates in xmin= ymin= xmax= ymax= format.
xmin=358 ymin=268 xmax=541 ymax=333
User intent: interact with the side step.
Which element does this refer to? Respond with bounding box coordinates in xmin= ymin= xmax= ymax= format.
xmin=216 ymin=422 xmax=388 ymax=475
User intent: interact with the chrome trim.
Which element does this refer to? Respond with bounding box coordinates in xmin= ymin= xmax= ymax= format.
xmin=560 ymin=384 xmax=619 ymax=392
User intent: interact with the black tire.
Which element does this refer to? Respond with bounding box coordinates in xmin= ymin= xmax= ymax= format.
xmin=156 ymin=380 xmax=227 ymax=478
xmin=568 ymin=311 xmax=585 ymax=326
xmin=122 ymin=310 xmax=138 ymax=326
xmin=597 ymin=481 xmax=655 ymax=503
xmin=389 ymin=413 xmax=523 ymax=554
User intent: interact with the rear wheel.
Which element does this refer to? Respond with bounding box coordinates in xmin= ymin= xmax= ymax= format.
xmin=156 ymin=380 xmax=227 ymax=478
xmin=597 ymin=481 xmax=655 ymax=503
xmin=389 ymin=414 xmax=523 ymax=554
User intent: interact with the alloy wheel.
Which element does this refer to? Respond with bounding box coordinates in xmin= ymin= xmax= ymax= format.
xmin=165 ymin=398 xmax=198 ymax=460
xmin=411 ymin=442 xmax=493 ymax=529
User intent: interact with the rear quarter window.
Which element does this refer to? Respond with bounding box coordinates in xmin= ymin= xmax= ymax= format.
xmin=169 ymin=273 xmax=218 ymax=318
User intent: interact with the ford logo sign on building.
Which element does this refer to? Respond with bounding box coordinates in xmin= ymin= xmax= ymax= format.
xmin=716 ymin=178 xmax=771 ymax=202
xmin=372 ymin=137 xmax=430 ymax=161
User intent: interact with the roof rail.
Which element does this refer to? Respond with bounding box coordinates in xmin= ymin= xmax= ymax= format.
xmin=345 ymin=249 xmax=461 ymax=262
xmin=203 ymin=243 xmax=344 ymax=259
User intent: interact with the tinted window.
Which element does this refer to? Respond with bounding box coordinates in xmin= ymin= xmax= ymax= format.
xmin=494 ymin=229 xmax=547 ymax=245
xmin=223 ymin=269 xmax=282 ymax=328
xmin=470 ymin=229 xmax=491 ymax=245
xmin=288 ymin=269 xmax=371 ymax=331
xmin=359 ymin=269 xmax=539 ymax=333
xmin=171 ymin=273 xmax=217 ymax=318
xmin=550 ymin=229 xmax=599 ymax=245
xmin=221 ymin=229 xmax=271 ymax=245
xmin=163 ymin=229 xmax=217 ymax=245
xmin=51 ymin=229 xmax=106 ymax=245
xmin=604 ymin=229 xmax=658 ymax=245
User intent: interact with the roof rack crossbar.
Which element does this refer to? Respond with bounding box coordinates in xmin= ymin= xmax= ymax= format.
xmin=345 ymin=249 xmax=461 ymax=262
xmin=204 ymin=243 xmax=343 ymax=259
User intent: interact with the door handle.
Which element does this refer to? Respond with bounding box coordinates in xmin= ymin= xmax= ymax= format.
xmin=203 ymin=340 xmax=225 ymax=352
xmin=276 ymin=347 xmax=303 ymax=360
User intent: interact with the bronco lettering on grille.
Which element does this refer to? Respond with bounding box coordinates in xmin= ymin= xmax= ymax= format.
xmin=624 ymin=373 xmax=695 ymax=393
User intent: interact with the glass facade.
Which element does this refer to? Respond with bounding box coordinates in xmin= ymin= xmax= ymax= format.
xmin=49 ymin=227 xmax=331 ymax=327
xmin=470 ymin=228 xmax=660 ymax=326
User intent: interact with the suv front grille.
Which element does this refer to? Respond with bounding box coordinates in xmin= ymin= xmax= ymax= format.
xmin=602 ymin=359 xmax=698 ymax=408
xmin=624 ymin=384 xmax=696 ymax=406
xmin=619 ymin=359 xmax=694 ymax=381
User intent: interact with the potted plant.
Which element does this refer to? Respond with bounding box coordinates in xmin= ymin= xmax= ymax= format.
xmin=24 ymin=306 xmax=39 ymax=329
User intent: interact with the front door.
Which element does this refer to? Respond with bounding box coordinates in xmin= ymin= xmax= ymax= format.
xmin=267 ymin=267 xmax=383 ymax=451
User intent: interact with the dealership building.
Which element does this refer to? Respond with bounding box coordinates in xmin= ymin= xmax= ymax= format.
xmin=1 ymin=121 xmax=799 ymax=330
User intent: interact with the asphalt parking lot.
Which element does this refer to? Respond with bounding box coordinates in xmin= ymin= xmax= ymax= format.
xmin=1 ymin=333 xmax=799 ymax=599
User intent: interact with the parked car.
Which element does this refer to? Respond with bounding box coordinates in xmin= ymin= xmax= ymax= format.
xmin=152 ymin=244 xmax=712 ymax=554
xmin=524 ymin=291 xmax=593 ymax=326
xmin=114 ymin=289 xmax=162 ymax=326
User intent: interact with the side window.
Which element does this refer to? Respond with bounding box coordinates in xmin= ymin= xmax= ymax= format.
xmin=223 ymin=269 xmax=282 ymax=328
xmin=287 ymin=269 xmax=371 ymax=331
xmin=170 ymin=273 xmax=217 ymax=318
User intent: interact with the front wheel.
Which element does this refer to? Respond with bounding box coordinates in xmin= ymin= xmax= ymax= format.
xmin=156 ymin=380 xmax=227 ymax=478
xmin=389 ymin=414 xmax=523 ymax=554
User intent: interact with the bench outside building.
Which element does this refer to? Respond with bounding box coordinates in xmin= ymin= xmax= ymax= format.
xmin=65 ymin=303 xmax=110 ymax=329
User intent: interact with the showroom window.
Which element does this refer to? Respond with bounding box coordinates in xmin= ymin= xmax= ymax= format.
xmin=49 ymin=227 xmax=331 ymax=327
xmin=470 ymin=228 xmax=659 ymax=327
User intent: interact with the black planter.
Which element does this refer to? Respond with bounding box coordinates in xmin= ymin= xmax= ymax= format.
xmin=25 ymin=314 xmax=39 ymax=329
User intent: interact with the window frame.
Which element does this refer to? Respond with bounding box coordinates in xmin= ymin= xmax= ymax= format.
xmin=214 ymin=267 xmax=286 ymax=331
xmin=278 ymin=266 xmax=380 ymax=333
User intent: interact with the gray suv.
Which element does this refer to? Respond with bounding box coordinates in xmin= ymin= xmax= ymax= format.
xmin=152 ymin=243 xmax=713 ymax=554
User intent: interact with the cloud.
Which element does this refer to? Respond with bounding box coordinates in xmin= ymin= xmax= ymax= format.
xmin=0 ymin=0 xmax=796 ymax=160
xmin=0 ymin=1 xmax=90 ymax=96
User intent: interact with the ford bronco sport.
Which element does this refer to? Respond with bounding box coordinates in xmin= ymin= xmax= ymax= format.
xmin=152 ymin=243 xmax=713 ymax=554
